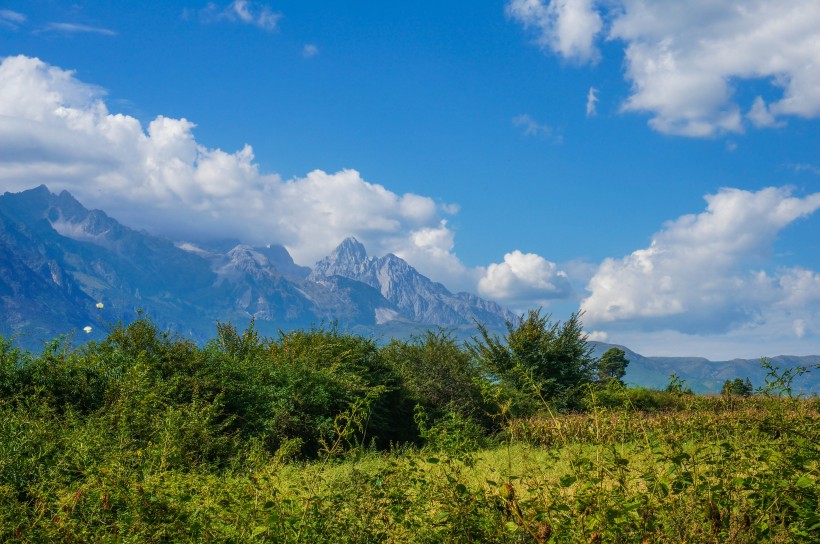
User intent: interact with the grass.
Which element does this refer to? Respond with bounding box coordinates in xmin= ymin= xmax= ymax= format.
xmin=2 ymin=394 xmax=818 ymax=542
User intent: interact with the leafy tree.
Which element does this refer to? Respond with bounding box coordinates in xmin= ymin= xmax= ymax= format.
xmin=471 ymin=310 xmax=595 ymax=412
xmin=721 ymin=377 xmax=753 ymax=397
xmin=381 ymin=329 xmax=491 ymax=436
xmin=597 ymin=347 xmax=629 ymax=385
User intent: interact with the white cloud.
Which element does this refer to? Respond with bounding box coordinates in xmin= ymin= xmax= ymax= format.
xmin=0 ymin=55 xmax=521 ymax=297
xmin=587 ymin=330 xmax=608 ymax=342
xmin=509 ymin=0 xmax=820 ymax=136
xmin=478 ymin=250 xmax=572 ymax=310
xmin=0 ymin=55 xmax=579 ymax=306
xmin=747 ymin=96 xmax=782 ymax=128
xmin=198 ymin=1 xmax=281 ymax=31
xmin=512 ymin=113 xmax=562 ymax=143
xmin=790 ymin=163 xmax=820 ymax=176
xmin=585 ymin=86 xmax=598 ymax=117
xmin=581 ymin=187 xmax=820 ymax=338
xmin=391 ymin=220 xmax=479 ymax=291
xmin=611 ymin=1 xmax=820 ymax=136
xmin=303 ymin=44 xmax=318 ymax=58
xmin=39 ymin=23 xmax=117 ymax=36
xmin=507 ymin=0 xmax=603 ymax=64
xmin=0 ymin=9 xmax=26 ymax=30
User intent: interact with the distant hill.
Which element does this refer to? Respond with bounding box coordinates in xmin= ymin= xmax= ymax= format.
xmin=590 ymin=341 xmax=820 ymax=394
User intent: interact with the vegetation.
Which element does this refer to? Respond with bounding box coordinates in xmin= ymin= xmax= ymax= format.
xmin=471 ymin=310 xmax=596 ymax=414
xmin=596 ymin=347 xmax=629 ymax=385
xmin=722 ymin=377 xmax=754 ymax=397
xmin=0 ymin=313 xmax=818 ymax=542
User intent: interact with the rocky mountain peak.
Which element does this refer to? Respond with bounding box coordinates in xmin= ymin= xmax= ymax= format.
xmin=310 ymin=237 xmax=378 ymax=287
xmin=218 ymin=244 xmax=281 ymax=283
xmin=309 ymin=237 xmax=514 ymax=328
xmin=53 ymin=189 xmax=91 ymax=221
xmin=254 ymin=244 xmax=310 ymax=281
xmin=332 ymin=237 xmax=368 ymax=263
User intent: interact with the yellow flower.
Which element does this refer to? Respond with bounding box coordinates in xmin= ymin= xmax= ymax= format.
xmin=96 ymin=302 xmax=104 ymax=309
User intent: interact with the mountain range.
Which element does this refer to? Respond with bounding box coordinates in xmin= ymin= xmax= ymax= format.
xmin=0 ymin=185 xmax=515 ymax=347
xmin=1 ymin=185 xmax=817 ymax=393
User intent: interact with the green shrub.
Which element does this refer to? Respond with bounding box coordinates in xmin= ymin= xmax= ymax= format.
xmin=382 ymin=329 xmax=491 ymax=434
xmin=471 ymin=310 xmax=595 ymax=414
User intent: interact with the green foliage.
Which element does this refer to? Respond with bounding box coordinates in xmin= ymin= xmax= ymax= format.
xmin=759 ymin=357 xmax=820 ymax=398
xmin=597 ymin=347 xmax=629 ymax=385
xmin=665 ymin=372 xmax=694 ymax=395
xmin=583 ymin=380 xmax=691 ymax=412
xmin=0 ymin=320 xmax=818 ymax=542
xmin=471 ymin=309 xmax=595 ymax=412
xmin=205 ymin=321 xmax=416 ymax=456
xmin=722 ymin=377 xmax=754 ymax=397
xmin=414 ymin=405 xmax=487 ymax=455
xmin=382 ymin=329 xmax=490 ymax=434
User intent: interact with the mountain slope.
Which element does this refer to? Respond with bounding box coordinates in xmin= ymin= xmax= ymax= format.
xmin=0 ymin=186 xmax=517 ymax=347
xmin=310 ymin=237 xmax=517 ymax=328
xmin=590 ymin=341 xmax=820 ymax=394
xmin=0 ymin=205 xmax=95 ymax=341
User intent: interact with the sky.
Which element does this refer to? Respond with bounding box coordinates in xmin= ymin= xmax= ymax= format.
xmin=1 ymin=0 xmax=819 ymax=359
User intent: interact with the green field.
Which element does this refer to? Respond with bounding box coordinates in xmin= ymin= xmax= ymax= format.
xmin=1 ymin=316 xmax=818 ymax=542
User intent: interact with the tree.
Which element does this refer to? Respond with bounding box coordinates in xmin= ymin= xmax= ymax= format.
xmin=471 ymin=309 xmax=595 ymax=412
xmin=381 ymin=329 xmax=488 ymax=426
xmin=597 ymin=347 xmax=629 ymax=385
xmin=721 ymin=377 xmax=753 ymax=397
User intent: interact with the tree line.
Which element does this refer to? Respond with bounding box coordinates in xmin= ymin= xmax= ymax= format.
xmin=1 ymin=309 xmax=632 ymax=461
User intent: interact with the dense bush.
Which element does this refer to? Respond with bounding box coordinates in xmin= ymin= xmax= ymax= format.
xmin=471 ymin=310 xmax=596 ymax=414
xmin=382 ymin=329 xmax=491 ymax=432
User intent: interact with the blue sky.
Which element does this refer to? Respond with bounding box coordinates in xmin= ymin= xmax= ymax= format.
xmin=1 ymin=0 xmax=819 ymax=358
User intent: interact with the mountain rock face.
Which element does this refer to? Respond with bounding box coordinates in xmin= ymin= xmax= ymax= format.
xmin=310 ymin=237 xmax=517 ymax=328
xmin=0 ymin=186 xmax=515 ymax=348
xmin=0 ymin=185 xmax=227 ymax=343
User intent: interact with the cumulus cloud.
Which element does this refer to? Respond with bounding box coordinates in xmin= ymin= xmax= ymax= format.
xmin=478 ymin=250 xmax=572 ymax=310
xmin=0 ymin=54 xmax=579 ymax=303
xmin=587 ymin=330 xmax=608 ymax=342
xmin=0 ymin=55 xmax=549 ymax=297
xmin=581 ymin=187 xmax=820 ymax=337
xmin=508 ymin=0 xmax=820 ymax=136
xmin=613 ymin=0 xmax=820 ymax=136
xmin=198 ymin=0 xmax=281 ymax=31
xmin=507 ymin=0 xmax=603 ymax=64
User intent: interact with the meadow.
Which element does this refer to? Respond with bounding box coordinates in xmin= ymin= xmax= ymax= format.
xmin=0 ymin=316 xmax=818 ymax=543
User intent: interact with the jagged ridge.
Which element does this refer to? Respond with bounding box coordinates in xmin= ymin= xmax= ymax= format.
xmin=310 ymin=237 xmax=517 ymax=328
xmin=0 ymin=187 xmax=516 ymax=347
